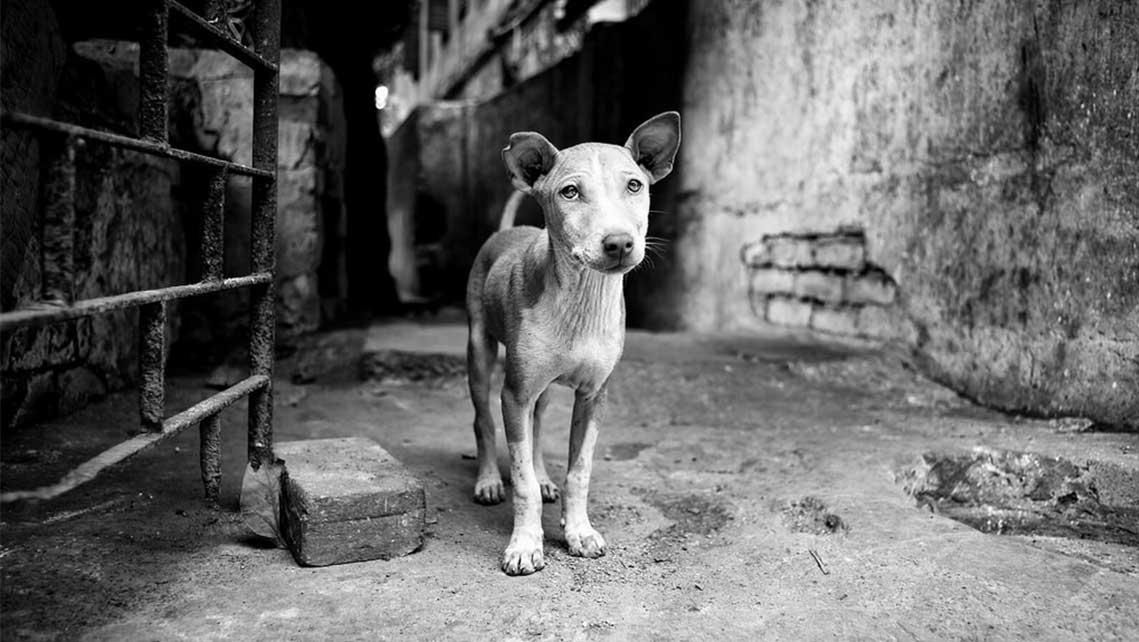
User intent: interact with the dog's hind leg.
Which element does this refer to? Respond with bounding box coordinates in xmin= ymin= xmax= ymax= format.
xmin=468 ymin=328 xmax=504 ymax=505
xmin=531 ymin=387 xmax=559 ymax=502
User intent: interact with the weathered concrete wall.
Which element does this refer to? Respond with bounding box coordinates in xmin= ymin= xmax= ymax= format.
xmin=676 ymin=1 xmax=1138 ymax=427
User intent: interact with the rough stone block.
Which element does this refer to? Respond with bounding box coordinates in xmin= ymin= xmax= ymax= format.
xmin=811 ymin=305 xmax=860 ymax=336
xmin=278 ymin=121 xmax=317 ymax=170
xmin=767 ymin=296 xmax=813 ymax=327
xmin=814 ymin=237 xmax=865 ymax=270
xmin=845 ymin=270 xmax=897 ymax=305
xmin=793 ymin=271 xmax=845 ymax=303
xmin=750 ymin=267 xmax=795 ymax=294
xmin=769 ymin=237 xmax=815 ymax=268
xmin=278 ymin=438 xmax=425 ymax=567
xmin=279 ymin=50 xmax=323 ymax=97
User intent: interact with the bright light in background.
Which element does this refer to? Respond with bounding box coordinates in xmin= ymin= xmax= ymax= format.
xmin=374 ymin=85 xmax=389 ymax=110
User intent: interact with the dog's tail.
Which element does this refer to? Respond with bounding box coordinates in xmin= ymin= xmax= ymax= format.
xmin=499 ymin=190 xmax=525 ymax=231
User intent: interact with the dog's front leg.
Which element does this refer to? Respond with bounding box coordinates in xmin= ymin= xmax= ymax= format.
xmin=500 ymin=386 xmax=546 ymax=575
xmin=562 ymin=385 xmax=607 ymax=558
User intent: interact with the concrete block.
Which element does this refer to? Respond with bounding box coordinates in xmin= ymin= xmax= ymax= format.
xmin=814 ymin=237 xmax=865 ymax=270
xmin=767 ymin=296 xmax=813 ymax=327
xmin=845 ymin=270 xmax=897 ymax=305
xmin=793 ymin=271 xmax=845 ymax=303
xmin=811 ymin=305 xmax=860 ymax=336
xmin=278 ymin=438 xmax=425 ymax=566
xmin=768 ymin=237 xmax=814 ymax=268
xmin=749 ymin=267 xmax=795 ymax=294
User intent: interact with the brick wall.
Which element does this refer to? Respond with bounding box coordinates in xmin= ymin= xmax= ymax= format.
xmin=741 ymin=230 xmax=907 ymax=341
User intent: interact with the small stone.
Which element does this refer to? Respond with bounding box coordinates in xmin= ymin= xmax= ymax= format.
xmin=811 ymin=305 xmax=860 ymax=336
xmin=768 ymin=237 xmax=815 ymax=268
xmin=793 ymin=271 xmax=845 ymax=303
xmin=749 ymin=267 xmax=795 ymax=294
xmin=766 ymin=296 xmax=813 ymax=327
xmin=813 ymin=237 xmax=865 ymax=270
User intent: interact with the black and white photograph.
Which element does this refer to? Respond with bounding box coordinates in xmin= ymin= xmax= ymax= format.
xmin=1 ymin=0 xmax=1137 ymax=639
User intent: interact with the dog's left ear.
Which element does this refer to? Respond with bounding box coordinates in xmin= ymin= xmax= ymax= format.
xmin=624 ymin=111 xmax=681 ymax=184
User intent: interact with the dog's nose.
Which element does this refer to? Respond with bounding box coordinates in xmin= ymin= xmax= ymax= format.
xmin=602 ymin=233 xmax=635 ymax=260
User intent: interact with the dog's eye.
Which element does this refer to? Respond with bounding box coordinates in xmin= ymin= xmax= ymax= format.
xmin=627 ymin=179 xmax=643 ymax=193
xmin=559 ymin=185 xmax=579 ymax=200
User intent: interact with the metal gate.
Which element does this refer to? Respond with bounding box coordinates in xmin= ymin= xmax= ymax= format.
xmin=0 ymin=0 xmax=281 ymax=503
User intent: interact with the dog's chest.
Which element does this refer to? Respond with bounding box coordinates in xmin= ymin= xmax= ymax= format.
xmin=551 ymin=333 xmax=623 ymax=390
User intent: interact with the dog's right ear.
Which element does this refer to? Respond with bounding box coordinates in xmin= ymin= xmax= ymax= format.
xmin=502 ymin=132 xmax=559 ymax=192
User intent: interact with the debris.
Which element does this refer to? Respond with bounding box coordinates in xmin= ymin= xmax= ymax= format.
xmin=808 ymin=549 xmax=829 ymax=575
xmin=239 ymin=459 xmax=287 ymax=547
xmin=779 ymin=496 xmax=848 ymax=535
xmin=1050 ymin=416 xmax=1094 ymax=433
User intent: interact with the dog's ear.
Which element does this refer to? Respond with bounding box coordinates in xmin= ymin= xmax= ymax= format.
xmin=624 ymin=111 xmax=681 ymax=184
xmin=502 ymin=132 xmax=559 ymax=192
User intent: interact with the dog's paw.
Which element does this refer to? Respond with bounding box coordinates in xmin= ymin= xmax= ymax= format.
xmin=501 ymin=532 xmax=545 ymax=576
xmin=473 ymin=476 xmax=505 ymax=505
xmin=538 ymin=478 xmax=560 ymax=503
xmin=565 ymin=526 xmax=607 ymax=558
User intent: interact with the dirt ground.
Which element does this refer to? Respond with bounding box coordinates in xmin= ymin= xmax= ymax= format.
xmin=2 ymin=321 xmax=1137 ymax=640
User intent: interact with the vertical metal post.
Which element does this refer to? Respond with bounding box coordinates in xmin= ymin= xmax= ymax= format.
xmin=40 ymin=135 xmax=78 ymax=305
xmin=139 ymin=0 xmax=170 ymax=143
xmin=202 ymin=167 xmax=227 ymax=281
xmin=200 ymin=413 xmax=222 ymax=501
xmin=247 ymin=0 xmax=280 ymax=470
xmin=139 ymin=301 xmax=167 ymax=432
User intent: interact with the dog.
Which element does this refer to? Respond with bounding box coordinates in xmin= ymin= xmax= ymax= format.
xmin=465 ymin=112 xmax=681 ymax=575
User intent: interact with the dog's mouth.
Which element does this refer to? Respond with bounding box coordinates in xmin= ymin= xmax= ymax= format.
xmin=599 ymin=259 xmax=640 ymax=275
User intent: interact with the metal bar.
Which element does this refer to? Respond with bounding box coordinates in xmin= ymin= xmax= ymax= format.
xmin=246 ymin=0 xmax=281 ymax=471
xmin=169 ymin=1 xmax=277 ymax=72
xmin=139 ymin=301 xmax=167 ymax=431
xmin=0 ymin=272 xmax=272 ymax=330
xmin=164 ymin=375 xmax=268 ymax=432
xmin=0 ymin=375 xmax=269 ymax=504
xmin=199 ymin=413 xmax=222 ymax=502
xmin=40 ymin=135 xmax=78 ymax=305
xmin=202 ymin=167 xmax=227 ymax=281
xmin=0 ymin=432 xmax=170 ymax=503
xmin=139 ymin=0 xmax=170 ymax=143
xmin=2 ymin=112 xmax=274 ymax=179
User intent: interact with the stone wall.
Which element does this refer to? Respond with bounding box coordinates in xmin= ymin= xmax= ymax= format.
xmin=675 ymin=0 xmax=1138 ymax=428
xmin=1 ymin=6 xmax=183 ymax=429
xmin=171 ymin=48 xmax=348 ymax=360
xmin=742 ymin=230 xmax=906 ymax=341
xmin=1 ymin=7 xmax=348 ymax=427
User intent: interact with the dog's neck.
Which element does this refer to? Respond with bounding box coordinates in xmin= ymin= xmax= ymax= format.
xmin=540 ymin=232 xmax=625 ymax=340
